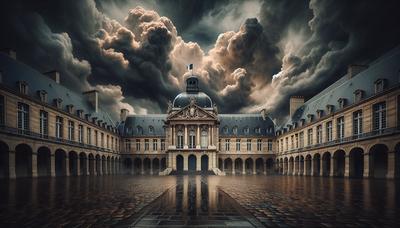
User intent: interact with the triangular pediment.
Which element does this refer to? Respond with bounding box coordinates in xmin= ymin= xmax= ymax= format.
xmin=167 ymin=104 xmax=217 ymax=121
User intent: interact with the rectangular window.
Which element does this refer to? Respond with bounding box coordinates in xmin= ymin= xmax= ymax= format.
xmin=247 ymin=139 xmax=252 ymax=151
xmin=39 ymin=110 xmax=48 ymax=137
xmin=353 ymin=110 xmax=363 ymax=135
xmin=326 ymin=121 xmax=332 ymax=142
xmin=17 ymin=102 xmax=29 ymax=133
xmin=280 ymin=139 xmax=283 ymax=152
xmin=78 ymin=125 xmax=83 ymax=143
xmin=219 ymin=139 xmax=221 ymax=151
xmin=136 ymin=139 xmax=140 ymax=151
xmin=87 ymin=128 xmax=92 ymax=145
xmin=56 ymin=116 xmax=63 ymax=138
xmin=285 ymin=137 xmax=288 ymax=151
xmin=257 ymin=139 xmax=262 ymax=151
xmin=153 ymin=139 xmax=158 ymax=151
xmin=316 ymin=125 xmax=322 ymax=144
xmin=290 ymin=135 xmax=294 ymax=149
xmin=161 ymin=139 xmax=165 ymax=151
xmin=111 ymin=136 xmax=114 ymax=150
xmin=295 ymin=134 xmax=298 ymax=149
xmin=307 ymin=129 xmax=313 ymax=146
xmin=68 ymin=120 xmax=74 ymax=141
xmin=145 ymin=139 xmax=149 ymax=151
xmin=0 ymin=95 xmax=4 ymax=126
xmin=177 ymin=132 xmax=183 ymax=149
xmin=106 ymin=135 xmax=109 ymax=148
xmin=268 ymin=139 xmax=273 ymax=151
xmin=373 ymin=102 xmax=387 ymax=131
xmin=225 ymin=139 xmax=230 ymax=151
xmin=299 ymin=131 xmax=304 ymax=148
xmin=337 ymin=117 xmax=344 ymax=139
xmin=236 ymin=139 xmax=240 ymax=151
xmin=101 ymin=133 xmax=104 ymax=147
xmin=125 ymin=139 xmax=131 ymax=152
xmin=94 ymin=130 xmax=98 ymax=146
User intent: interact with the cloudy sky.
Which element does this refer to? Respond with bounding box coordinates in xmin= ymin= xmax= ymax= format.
xmin=1 ymin=0 xmax=399 ymax=123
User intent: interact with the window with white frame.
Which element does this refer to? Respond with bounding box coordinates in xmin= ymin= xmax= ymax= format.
xmin=39 ymin=110 xmax=48 ymax=137
xmin=78 ymin=125 xmax=83 ymax=143
xmin=268 ymin=139 xmax=273 ymax=151
xmin=225 ymin=139 xmax=230 ymax=151
xmin=316 ymin=125 xmax=322 ymax=143
xmin=94 ymin=130 xmax=98 ymax=146
xmin=56 ymin=116 xmax=63 ymax=138
xmin=135 ymin=139 xmax=140 ymax=151
xmin=153 ymin=139 xmax=158 ymax=151
xmin=326 ymin=121 xmax=332 ymax=142
xmin=189 ymin=129 xmax=196 ymax=148
xmin=337 ymin=117 xmax=344 ymax=139
xmin=201 ymin=129 xmax=208 ymax=148
xmin=161 ymin=139 xmax=165 ymax=151
xmin=177 ymin=130 xmax=183 ymax=149
xmin=247 ymin=139 xmax=252 ymax=151
xmin=373 ymin=102 xmax=386 ymax=131
xmin=101 ymin=133 xmax=104 ymax=147
xmin=87 ymin=127 xmax=92 ymax=145
xmin=17 ymin=102 xmax=29 ymax=133
xmin=299 ymin=131 xmax=304 ymax=148
xmin=236 ymin=139 xmax=241 ymax=151
xmin=257 ymin=139 xmax=262 ymax=151
xmin=145 ymin=139 xmax=149 ymax=151
xmin=374 ymin=79 xmax=385 ymax=93
xmin=285 ymin=137 xmax=288 ymax=151
xmin=125 ymin=139 xmax=131 ymax=152
xmin=353 ymin=110 xmax=363 ymax=135
xmin=307 ymin=128 xmax=313 ymax=145
xmin=68 ymin=120 xmax=74 ymax=141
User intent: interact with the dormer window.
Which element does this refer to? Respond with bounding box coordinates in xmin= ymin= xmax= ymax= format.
xmin=149 ymin=126 xmax=154 ymax=134
xmin=223 ymin=126 xmax=228 ymax=134
xmin=85 ymin=114 xmax=91 ymax=121
xmin=54 ymin=98 xmax=63 ymax=109
xmin=102 ymin=122 xmax=106 ymax=128
xmin=300 ymin=118 xmax=305 ymax=126
xmin=66 ymin=104 xmax=74 ymax=114
xmin=326 ymin=105 xmax=334 ymax=115
xmin=137 ymin=126 xmax=143 ymax=135
xmin=232 ymin=126 xmax=238 ymax=135
xmin=338 ymin=98 xmax=346 ymax=109
xmin=287 ymin=124 xmax=292 ymax=131
xmin=374 ymin=79 xmax=386 ymax=93
xmin=77 ymin=109 xmax=84 ymax=118
xmin=353 ymin=89 xmax=364 ymax=103
xmin=37 ymin=90 xmax=48 ymax=103
xmin=243 ymin=127 xmax=249 ymax=134
xmin=307 ymin=114 xmax=314 ymax=123
xmin=18 ymin=81 xmax=28 ymax=95
xmin=255 ymin=127 xmax=261 ymax=134
xmin=293 ymin=122 xmax=298 ymax=129
xmin=91 ymin=117 xmax=97 ymax=124
xmin=316 ymin=109 xmax=324 ymax=118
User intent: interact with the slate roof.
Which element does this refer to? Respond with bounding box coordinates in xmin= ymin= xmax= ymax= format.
xmin=120 ymin=114 xmax=167 ymax=136
xmin=219 ymin=114 xmax=275 ymax=137
xmin=280 ymin=45 xmax=400 ymax=131
xmin=0 ymin=53 xmax=116 ymax=127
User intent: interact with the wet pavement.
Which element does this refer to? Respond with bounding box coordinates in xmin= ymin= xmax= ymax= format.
xmin=0 ymin=175 xmax=399 ymax=227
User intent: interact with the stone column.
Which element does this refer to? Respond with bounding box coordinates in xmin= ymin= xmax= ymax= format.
xmin=294 ymin=159 xmax=298 ymax=175
xmin=344 ymin=155 xmax=349 ymax=177
xmin=253 ymin=159 xmax=256 ymax=175
xmin=303 ymin=160 xmax=307 ymax=176
xmin=222 ymin=159 xmax=225 ymax=172
xmin=76 ymin=157 xmax=81 ymax=176
xmin=387 ymin=151 xmax=395 ymax=179
xmin=363 ymin=153 xmax=370 ymax=178
xmin=232 ymin=160 xmax=236 ymax=175
xmin=329 ymin=157 xmax=334 ymax=177
xmin=50 ymin=154 xmax=56 ymax=177
xmin=8 ymin=150 xmax=16 ymax=179
xmin=320 ymin=158 xmax=323 ymax=176
xmin=65 ymin=157 xmax=70 ymax=176
xmin=196 ymin=125 xmax=200 ymax=149
xmin=150 ymin=159 xmax=153 ymax=175
xmin=196 ymin=155 xmax=201 ymax=171
xmin=184 ymin=125 xmax=188 ymax=149
xmin=170 ymin=125 xmax=174 ymax=146
xmin=310 ymin=159 xmax=314 ymax=176
xmin=210 ymin=126 xmax=213 ymax=145
xmin=263 ymin=160 xmax=267 ymax=175
xmin=183 ymin=154 xmax=188 ymax=171
xmin=141 ymin=159 xmax=144 ymax=174
xmin=242 ymin=162 xmax=245 ymax=174
xmin=31 ymin=152 xmax=38 ymax=177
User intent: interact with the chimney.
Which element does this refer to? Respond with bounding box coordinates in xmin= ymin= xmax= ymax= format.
xmin=260 ymin=109 xmax=267 ymax=120
xmin=44 ymin=70 xmax=60 ymax=84
xmin=347 ymin=64 xmax=368 ymax=79
xmin=83 ymin=90 xmax=98 ymax=112
xmin=0 ymin=49 xmax=16 ymax=60
xmin=120 ymin=109 xmax=129 ymax=122
xmin=290 ymin=96 xmax=304 ymax=117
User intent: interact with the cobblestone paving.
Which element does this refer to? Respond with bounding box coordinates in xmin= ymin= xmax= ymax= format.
xmin=125 ymin=176 xmax=262 ymax=227
xmin=213 ymin=175 xmax=400 ymax=227
xmin=0 ymin=176 xmax=176 ymax=227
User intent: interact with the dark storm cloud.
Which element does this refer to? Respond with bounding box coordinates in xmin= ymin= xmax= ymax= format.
xmin=0 ymin=0 xmax=399 ymax=123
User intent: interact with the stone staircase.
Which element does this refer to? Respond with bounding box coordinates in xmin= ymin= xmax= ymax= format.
xmin=158 ymin=168 xmax=172 ymax=176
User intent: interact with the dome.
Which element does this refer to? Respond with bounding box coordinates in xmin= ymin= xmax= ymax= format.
xmin=173 ymin=92 xmax=213 ymax=108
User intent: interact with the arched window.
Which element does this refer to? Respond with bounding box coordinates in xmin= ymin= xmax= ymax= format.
xmin=201 ymin=129 xmax=208 ymax=148
xmin=177 ymin=130 xmax=183 ymax=149
xmin=243 ymin=126 xmax=249 ymax=135
xmin=148 ymin=126 xmax=154 ymax=134
xmin=136 ymin=126 xmax=143 ymax=135
xmin=232 ymin=126 xmax=238 ymax=135
xmin=223 ymin=126 xmax=228 ymax=134
xmin=254 ymin=127 xmax=261 ymax=134
xmin=189 ymin=129 xmax=196 ymax=148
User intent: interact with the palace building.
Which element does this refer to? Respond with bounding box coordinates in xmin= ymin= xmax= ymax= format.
xmin=0 ymin=45 xmax=399 ymax=179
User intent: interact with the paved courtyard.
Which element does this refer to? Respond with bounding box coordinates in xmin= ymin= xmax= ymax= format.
xmin=0 ymin=175 xmax=399 ymax=227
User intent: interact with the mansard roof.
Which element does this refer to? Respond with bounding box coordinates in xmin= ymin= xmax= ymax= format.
xmin=281 ymin=45 xmax=400 ymax=131
xmin=219 ymin=114 xmax=275 ymax=137
xmin=120 ymin=114 xmax=167 ymax=137
xmin=0 ymin=53 xmax=116 ymax=126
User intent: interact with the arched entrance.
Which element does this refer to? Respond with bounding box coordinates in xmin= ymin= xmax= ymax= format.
xmin=134 ymin=158 xmax=142 ymax=174
xmin=245 ymin=158 xmax=253 ymax=174
xmin=333 ymin=150 xmax=345 ymax=177
xmin=369 ymin=144 xmax=388 ymax=178
xmin=0 ymin=141 xmax=9 ymax=178
xmin=95 ymin=155 xmax=101 ymax=175
xmin=256 ymin=158 xmax=264 ymax=174
xmin=313 ymin=154 xmax=321 ymax=176
xmin=69 ymin=151 xmax=78 ymax=176
xmin=37 ymin=146 xmax=51 ymax=177
xmin=88 ymin=154 xmax=95 ymax=175
xmin=201 ymin=155 xmax=209 ymax=172
xmin=143 ymin=158 xmax=151 ymax=174
xmin=349 ymin=147 xmax=364 ymax=178
xmin=123 ymin=158 xmax=132 ymax=174
xmin=299 ymin=156 xmax=304 ymax=175
xmin=176 ymin=155 xmax=183 ymax=172
xmin=188 ymin=154 xmax=197 ymax=172
xmin=160 ymin=157 xmax=166 ymax=170
xmin=266 ymin=158 xmax=274 ymax=174
xmin=79 ymin=153 xmax=87 ymax=176
xmin=224 ymin=158 xmax=233 ymax=174
xmin=55 ymin=149 xmax=66 ymax=176
xmin=305 ymin=155 xmax=312 ymax=175
xmin=153 ymin=158 xmax=160 ymax=174
xmin=15 ymin=144 xmax=32 ymax=178
xmin=322 ymin=152 xmax=331 ymax=176
xmin=234 ymin=158 xmax=243 ymax=174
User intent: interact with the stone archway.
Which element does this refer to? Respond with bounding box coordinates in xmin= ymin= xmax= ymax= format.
xmin=299 ymin=156 xmax=304 ymax=175
xmin=349 ymin=147 xmax=364 ymax=178
xmin=305 ymin=155 xmax=312 ymax=176
xmin=322 ymin=152 xmax=331 ymax=176
xmin=88 ymin=154 xmax=95 ymax=175
xmin=266 ymin=158 xmax=274 ymax=174
xmin=0 ymin=141 xmax=10 ymax=178
xmin=153 ymin=158 xmax=160 ymax=174
xmin=256 ymin=158 xmax=264 ymax=174
xmin=95 ymin=155 xmax=101 ymax=175
xmin=369 ymin=144 xmax=389 ymax=178
xmin=37 ymin=146 xmax=51 ymax=177
xmin=333 ymin=150 xmax=345 ymax=177
xmin=176 ymin=155 xmax=184 ymax=172
xmin=69 ymin=151 xmax=78 ymax=176
xmin=161 ymin=157 xmax=166 ymax=170
xmin=15 ymin=144 xmax=32 ymax=178
xmin=245 ymin=158 xmax=253 ymax=174
xmin=201 ymin=155 xmax=209 ymax=172
xmin=143 ymin=158 xmax=151 ymax=174
xmin=134 ymin=158 xmax=142 ymax=174
xmin=224 ymin=158 xmax=233 ymax=174
xmin=55 ymin=149 xmax=67 ymax=176
xmin=218 ymin=158 xmax=223 ymax=170
xmin=313 ymin=154 xmax=321 ymax=176
xmin=123 ymin=157 xmax=132 ymax=174
xmin=234 ymin=158 xmax=243 ymax=174
xmin=79 ymin=153 xmax=87 ymax=176
xmin=289 ymin=157 xmax=294 ymax=175
xmin=188 ymin=154 xmax=197 ymax=172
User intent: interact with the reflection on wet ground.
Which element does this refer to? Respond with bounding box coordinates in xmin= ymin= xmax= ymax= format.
xmin=0 ymin=175 xmax=399 ymax=227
